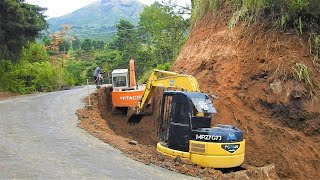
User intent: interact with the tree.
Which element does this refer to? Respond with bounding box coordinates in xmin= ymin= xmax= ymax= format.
xmin=161 ymin=0 xmax=192 ymax=16
xmin=58 ymin=41 xmax=71 ymax=54
xmin=95 ymin=41 xmax=105 ymax=50
xmin=81 ymin=38 xmax=93 ymax=52
xmin=114 ymin=19 xmax=141 ymax=61
xmin=46 ymin=25 xmax=73 ymax=55
xmin=0 ymin=0 xmax=47 ymax=61
xmin=42 ymin=36 xmax=51 ymax=47
xmin=20 ymin=42 xmax=50 ymax=63
xmin=72 ymin=37 xmax=82 ymax=51
xmin=138 ymin=2 xmax=188 ymax=63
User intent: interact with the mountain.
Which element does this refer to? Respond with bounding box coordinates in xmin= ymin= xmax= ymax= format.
xmin=47 ymin=0 xmax=144 ymax=40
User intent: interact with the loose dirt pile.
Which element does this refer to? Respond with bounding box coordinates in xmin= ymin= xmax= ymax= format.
xmin=172 ymin=12 xmax=320 ymax=179
xmin=77 ymin=87 xmax=277 ymax=179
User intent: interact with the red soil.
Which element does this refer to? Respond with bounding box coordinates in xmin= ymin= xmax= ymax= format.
xmin=0 ymin=92 xmax=20 ymax=100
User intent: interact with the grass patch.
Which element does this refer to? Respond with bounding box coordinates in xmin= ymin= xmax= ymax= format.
xmin=294 ymin=63 xmax=313 ymax=87
xmin=228 ymin=6 xmax=249 ymax=29
xmin=191 ymin=1 xmax=208 ymax=26
xmin=309 ymin=34 xmax=320 ymax=63
xmin=192 ymin=0 xmax=320 ymax=33
xmin=191 ymin=0 xmax=222 ymax=26
xmin=208 ymin=0 xmax=221 ymax=13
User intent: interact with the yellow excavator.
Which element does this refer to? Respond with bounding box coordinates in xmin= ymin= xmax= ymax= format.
xmin=129 ymin=69 xmax=245 ymax=168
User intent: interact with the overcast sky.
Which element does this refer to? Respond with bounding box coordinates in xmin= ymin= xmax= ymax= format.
xmin=25 ymin=0 xmax=191 ymax=18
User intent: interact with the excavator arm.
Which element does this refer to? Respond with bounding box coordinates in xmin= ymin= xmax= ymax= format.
xmin=128 ymin=69 xmax=200 ymax=123
xmin=137 ymin=69 xmax=200 ymax=111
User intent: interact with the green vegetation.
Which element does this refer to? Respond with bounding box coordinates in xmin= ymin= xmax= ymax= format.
xmin=191 ymin=0 xmax=320 ymax=33
xmin=293 ymin=63 xmax=318 ymax=98
xmin=0 ymin=1 xmax=188 ymax=94
xmin=0 ymin=0 xmax=47 ymax=61
xmin=114 ymin=19 xmax=141 ymax=61
xmin=3 ymin=0 xmax=320 ymax=95
xmin=0 ymin=43 xmax=76 ymax=93
xmin=138 ymin=62 xmax=172 ymax=84
xmin=139 ymin=2 xmax=189 ymax=64
xmin=102 ymin=2 xmax=188 ymax=80
xmin=191 ymin=0 xmax=220 ymax=25
xmin=227 ymin=0 xmax=320 ymax=31
xmin=310 ymin=34 xmax=320 ymax=62
xmin=21 ymin=42 xmax=50 ymax=63
xmin=294 ymin=63 xmax=313 ymax=87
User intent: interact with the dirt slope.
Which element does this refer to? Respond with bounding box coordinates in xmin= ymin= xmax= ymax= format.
xmin=172 ymin=12 xmax=320 ymax=179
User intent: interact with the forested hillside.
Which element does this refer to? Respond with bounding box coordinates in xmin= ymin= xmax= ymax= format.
xmin=48 ymin=0 xmax=143 ymax=40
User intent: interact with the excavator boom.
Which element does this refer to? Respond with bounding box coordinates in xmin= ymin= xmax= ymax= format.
xmin=129 ymin=59 xmax=137 ymax=88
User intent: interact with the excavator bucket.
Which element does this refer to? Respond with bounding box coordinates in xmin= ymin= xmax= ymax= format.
xmin=127 ymin=104 xmax=154 ymax=124
xmin=127 ymin=107 xmax=144 ymax=124
xmin=127 ymin=113 xmax=144 ymax=124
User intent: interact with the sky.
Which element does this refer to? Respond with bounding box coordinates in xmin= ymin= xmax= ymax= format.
xmin=25 ymin=0 xmax=191 ymax=18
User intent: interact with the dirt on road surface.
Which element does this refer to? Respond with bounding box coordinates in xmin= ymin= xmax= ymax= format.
xmin=0 ymin=92 xmax=19 ymax=100
xmin=0 ymin=87 xmax=195 ymax=179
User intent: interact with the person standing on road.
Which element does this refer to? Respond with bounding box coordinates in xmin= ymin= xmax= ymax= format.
xmin=93 ymin=65 xmax=102 ymax=85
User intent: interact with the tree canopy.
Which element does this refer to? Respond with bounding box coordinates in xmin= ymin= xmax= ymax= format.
xmin=114 ymin=19 xmax=141 ymax=62
xmin=139 ymin=2 xmax=189 ymax=64
xmin=0 ymin=0 xmax=47 ymax=61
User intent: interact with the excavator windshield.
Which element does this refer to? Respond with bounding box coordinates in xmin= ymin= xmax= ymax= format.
xmin=112 ymin=69 xmax=128 ymax=88
xmin=113 ymin=76 xmax=127 ymax=87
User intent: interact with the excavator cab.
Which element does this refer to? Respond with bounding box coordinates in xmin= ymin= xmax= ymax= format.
xmin=111 ymin=69 xmax=129 ymax=89
xmin=158 ymin=91 xmax=216 ymax=152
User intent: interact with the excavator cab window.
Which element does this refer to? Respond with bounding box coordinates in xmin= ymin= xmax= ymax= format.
xmin=113 ymin=76 xmax=127 ymax=87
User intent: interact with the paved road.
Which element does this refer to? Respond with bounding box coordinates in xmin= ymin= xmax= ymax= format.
xmin=0 ymin=86 xmax=195 ymax=179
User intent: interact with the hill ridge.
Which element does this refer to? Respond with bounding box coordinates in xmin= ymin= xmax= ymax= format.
xmin=48 ymin=0 xmax=143 ymax=40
